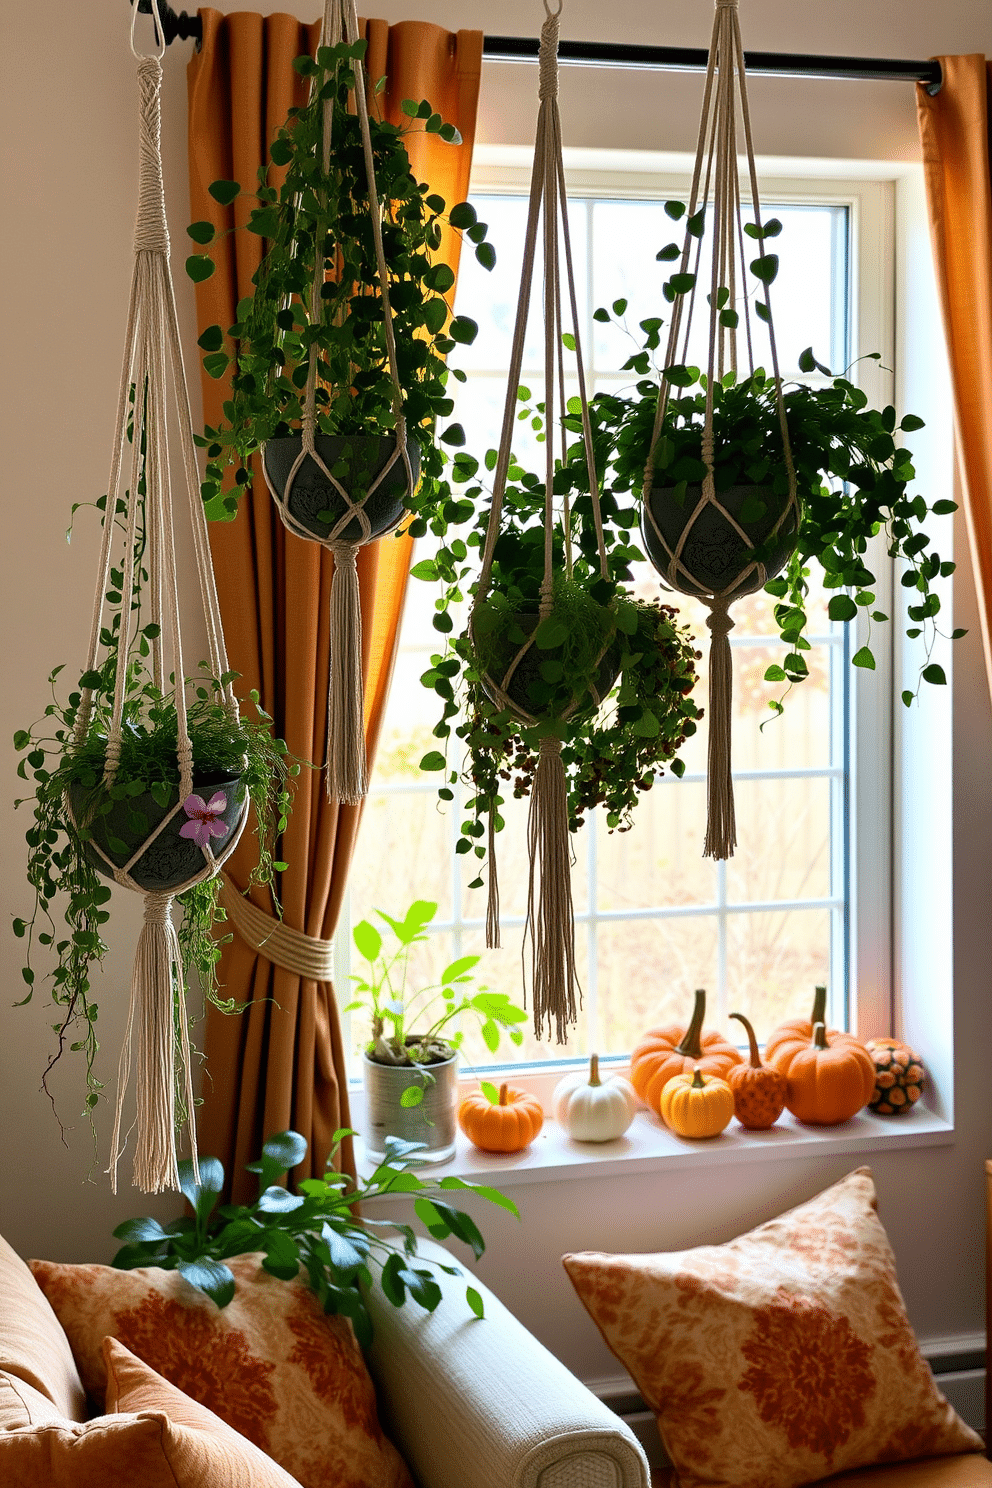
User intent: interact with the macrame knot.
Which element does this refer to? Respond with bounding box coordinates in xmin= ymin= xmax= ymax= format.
xmin=714 ymin=0 xmax=738 ymax=8
xmin=133 ymin=57 xmax=169 ymax=256
xmin=538 ymin=11 xmax=561 ymax=100
xmin=540 ymin=733 xmax=563 ymax=759
xmin=329 ymin=539 xmax=359 ymax=573
xmin=706 ymin=599 xmax=735 ymax=638
xmin=143 ymin=892 xmax=174 ymax=927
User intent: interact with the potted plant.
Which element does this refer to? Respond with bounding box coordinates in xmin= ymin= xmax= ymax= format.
xmin=415 ymin=417 xmax=701 ymax=908
xmin=343 ymin=899 xmax=527 ymax=1163
xmin=12 ymin=495 xmax=295 ymax=1139
xmin=579 ymin=276 xmax=959 ymax=710
xmin=113 ymin=1128 xmax=518 ymax=1346
xmin=186 ymin=37 xmax=493 ymax=531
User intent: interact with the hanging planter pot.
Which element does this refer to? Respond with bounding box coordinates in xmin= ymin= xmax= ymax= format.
xmin=188 ymin=0 xmax=495 ymax=806
xmin=641 ymin=482 xmax=799 ymax=600
xmin=262 ymin=435 xmax=420 ymax=546
xmin=11 ymin=0 xmax=293 ymax=1199
xmin=69 ymin=769 xmax=247 ymax=895
xmin=473 ymin=583 xmax=622 ymax=725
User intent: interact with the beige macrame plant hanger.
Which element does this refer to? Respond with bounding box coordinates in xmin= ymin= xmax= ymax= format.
xmin=473 ymin=0 xmax=609 ymax=1044
xmin=262 ymin=0 xmax=414 ymax=806
xmin=642 ymin=0 xmax=798 ymax=860
xmin=68 ymin=0 xmax=248 ymax=1194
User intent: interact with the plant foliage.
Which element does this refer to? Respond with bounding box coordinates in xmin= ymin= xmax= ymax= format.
xmin=112 ymin=1128 xmax=518 ymax=1349
xmin=343 ymin=900 xmax=526 ymax=1101
xmin=413 ymin=398 xmax=701 ymax=880
xmin=187 ymin=39 xmax=494 ymax=522
xmin=12 ymin=477 xmax=295 ymax=1133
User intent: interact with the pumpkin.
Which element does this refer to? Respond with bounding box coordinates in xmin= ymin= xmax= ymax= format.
xmin=765 ymin=984 xmax=850 ymax=1062
xmin=659 ymin=1068 xmax=735 ymax=1139
xmin=865 ymin=1037 xmax=926 ymax=1115
xmin=630 ymin=989 xmax=742 ymax=1114
xmin=767 ymin=1021 xmax=876 ymax=1125
xmin=726 ymin=1012 xmax=787 ymax=1130
xmin=458 ymin=1082 xmax=544 ymax=1153
xmin=552 ymin=1054 xmax=638 ymax=1142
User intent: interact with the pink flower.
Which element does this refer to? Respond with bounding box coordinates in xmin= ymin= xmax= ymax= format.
xmin=179 ymin=791 xmax=229 ymax=848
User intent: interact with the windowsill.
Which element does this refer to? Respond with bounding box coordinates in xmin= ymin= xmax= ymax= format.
xmin=352 ymin=1104 xmax=953 ymax=1190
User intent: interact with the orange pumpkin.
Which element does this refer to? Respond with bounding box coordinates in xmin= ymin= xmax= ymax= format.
xmin=630 ymin=989 xmax=742 ymax=1114
xmin=659 ymin=1068 xmax=735 ymax=1139
xmin=765 ymin=985 xmax=860 ymax=1063
xmin=726 ymin=1012 xmax=787 ymax=1130
xmin=767 ymin=1021 xmax=876 ymax=1125
xmin=458 ymin=1083 xmax=544 ymax=1153
xmin=865 ymin=1037 xmax=926 ymax=1115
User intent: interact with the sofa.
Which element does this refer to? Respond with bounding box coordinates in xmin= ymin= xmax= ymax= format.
xmin=1 ymin=1225 xmax=989 ymax=1488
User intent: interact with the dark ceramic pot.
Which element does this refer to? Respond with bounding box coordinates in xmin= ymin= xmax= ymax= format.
xmin=479 ymin=610 xmax=621 ymax=723
xmin=641 ymin=483 xmax=799 ymax=600
xmin=68 ymin=768 xmax=245 ymax=894
xmin=262 ymin=434 xmax=420 ymax=544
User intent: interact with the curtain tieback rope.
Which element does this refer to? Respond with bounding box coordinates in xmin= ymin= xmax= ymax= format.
xmin=218 ymin=875 xmax=336 ymax=981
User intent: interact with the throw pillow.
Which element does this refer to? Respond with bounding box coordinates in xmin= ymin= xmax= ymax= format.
xmin=0 ymin=1343 xmax=303 ymax=1487
xmin=30 ymin=1252 xmax=413 ymax=1488
xmin=563 ymin=1167 xmax=983 ymax=1488
xmin=0 ymin=1233 xmax=87 ymax=1421
xmin=0 ymin=1372 xmax=67 ymax=1431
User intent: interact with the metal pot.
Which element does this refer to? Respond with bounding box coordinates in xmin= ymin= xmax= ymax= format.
xmin=362 ymin=1045 xmax=458 ymax=1164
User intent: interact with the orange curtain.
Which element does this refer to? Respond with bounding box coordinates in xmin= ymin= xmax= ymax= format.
xmin=917 ymin=56 xmax=992 ymax=697
xmin=187 ymin=10 xmax=482 ymax=1197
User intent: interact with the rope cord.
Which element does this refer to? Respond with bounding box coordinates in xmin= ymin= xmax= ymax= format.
xmin=471 ymin=0 xmax=602 ymax=1039
xmin=633 ymin=0 xmax=800 ymax=862
xmin=218 ymin=874 xmax=336 ymax=980
xmin=74 ymin=20 xmax=241 ymax=1190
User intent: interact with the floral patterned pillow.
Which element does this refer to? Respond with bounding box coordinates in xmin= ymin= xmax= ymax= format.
xmin=29 ymin=1253 xmax=413 ymax=1488
xmin=563 ymin=1168 xmax=983 ymax=1488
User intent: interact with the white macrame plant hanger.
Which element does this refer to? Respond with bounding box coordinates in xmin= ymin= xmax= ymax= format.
xmin=263 ymin=0 xmax=414 ymax=806
xmin=642 ymin=0 xmax=798 ymax=860
xmin=473 ymin=0 xmax=610 ymax=1044
xmin=69 ymin=1 xmax=248 ymax=1193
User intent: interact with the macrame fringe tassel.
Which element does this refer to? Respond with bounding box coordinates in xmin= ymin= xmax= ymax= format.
xmin=702 ymin=598 xmax=737 ymax=860
xmin=327 ymin=541 xmax=368 ymax=805
xmin=525 ymin=736 xmax=578 ymax=1043
xmin=486 ymin=813 xmax=501 ymax=949
xmin=108 ymin=894 xmax=199 ymax=1194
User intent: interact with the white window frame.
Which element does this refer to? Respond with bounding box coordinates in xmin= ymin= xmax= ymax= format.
xmin=342 ymin=149 xmax=960 ymax=1172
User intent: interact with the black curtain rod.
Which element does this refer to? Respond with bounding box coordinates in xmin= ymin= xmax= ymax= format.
xmin=134 ymin=1 xmax=943 ymax=93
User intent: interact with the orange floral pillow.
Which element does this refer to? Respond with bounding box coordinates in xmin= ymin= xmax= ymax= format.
xmin=563 ymin=1168 xmax=983 ymax=1488
xmin=29 ymin=1253 xmax=412 ymax=1488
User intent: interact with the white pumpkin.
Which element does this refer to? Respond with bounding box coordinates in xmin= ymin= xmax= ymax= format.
xmin=552 ymin=1054 xmax=638 ymax=1142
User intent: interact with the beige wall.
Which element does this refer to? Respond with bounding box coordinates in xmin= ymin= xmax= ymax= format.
xmin=2 ymin=0 xmax=991 ymax=1389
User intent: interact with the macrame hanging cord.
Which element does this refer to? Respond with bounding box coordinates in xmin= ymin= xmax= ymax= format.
xmin=641 ymin=0 xmax=799 ymax=860
xmin=473 ymin=0 xmax=608 ymax=1043
xmin=262 ymin=0 xmax=413 ymax=806
xmin=68 ymin=0 xmax=248 ymax=1194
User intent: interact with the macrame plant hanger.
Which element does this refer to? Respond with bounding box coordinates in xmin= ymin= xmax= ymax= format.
xmin=473 ymin=0 xmax=608 ymax=1043
xmin=263 ymin=0 xmax=414 ymax=805
xmin=642 ymin=0 xmax=798 ymax=860
xmin=69 ymin=0 xmax=248 ymax=1193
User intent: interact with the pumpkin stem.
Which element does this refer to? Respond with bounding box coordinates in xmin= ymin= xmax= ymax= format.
xmin=675 ymin=989 xmax=707 ymax=1060
xmin=812 ymin=1021 xmax=829 ymax=1050
xmin=729 ymin=1011 xmax=762 ymax=1069
xmin=499 ymin=1082 xmax=509 ymax=1106
xmin=690 ymin=1068 xmax=707 ymax=1090
xmin=589 ymin=1053 xmax=601 ymax=1087
xmin=811 ymin=985 xmax=827 ymax=1028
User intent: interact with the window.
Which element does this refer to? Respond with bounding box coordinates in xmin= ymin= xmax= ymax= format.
xmin=341 ymin=155 xmax=896 ymax=1075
